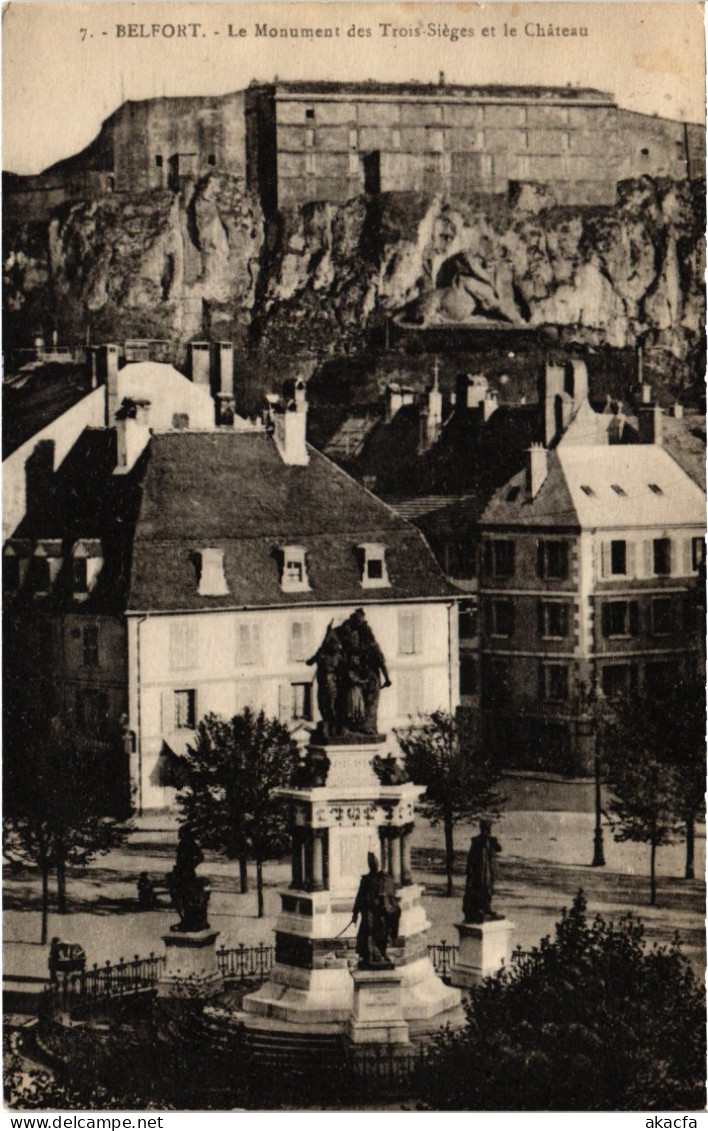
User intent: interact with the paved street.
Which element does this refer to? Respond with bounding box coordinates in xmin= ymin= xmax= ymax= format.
xmin=4 ymin=777 xmax=705 ymax=988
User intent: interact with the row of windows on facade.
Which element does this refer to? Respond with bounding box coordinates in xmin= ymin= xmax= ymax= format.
xmin=3 ymin=543 xmax=392 ymax=597
xmin=482 ymin=658 xmax=685 ymax=705
xmin=163 ymin=667 xmax=426 ymax=732
xmin=484 ymin=536 xmax=704 ymax=581
xmin=55 ymin=611 xmax=426 ymax=671
xmin=483 ymin=595 xmax=696 ymax=640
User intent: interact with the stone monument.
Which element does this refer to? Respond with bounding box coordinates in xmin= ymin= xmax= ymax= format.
xmin=450 ymin=820 xmax=515 ymax=989
xmin=158 ymin=826 xmax=223 ymax=999
xmin=241 ymin=611 xmax=461 ymax=1046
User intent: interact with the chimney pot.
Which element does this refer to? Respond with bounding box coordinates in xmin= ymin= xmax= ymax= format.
xmin=526 ymin=443 xmax=549 ymax=500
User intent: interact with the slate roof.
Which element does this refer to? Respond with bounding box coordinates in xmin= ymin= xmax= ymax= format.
xmin=481 ymin=444 xmax=706 ymax=531
xmin=661 ymin=415 xmax=706 ymax=491
xmin=127 ymin=431 xmax=455 ymax=611
xmin=480 ymin=451 xmax=579 ymax=529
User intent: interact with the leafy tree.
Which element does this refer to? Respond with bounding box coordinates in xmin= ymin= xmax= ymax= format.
xmin=600 ymin=693 xmax=686 ymax=904
xmin=177 ymin=708 xmax=300 ymax=917
xmin=3 ymin=720 xmax=130 ymax=941
xmin=395 ymin=710 xmax=503 ymax=897
xmin=651 ymin=675 xmax=706 ymax=880
xmin=417 ymin=892 xmax=706 ymax=1111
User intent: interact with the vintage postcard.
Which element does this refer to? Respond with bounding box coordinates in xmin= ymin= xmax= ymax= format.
xmin=2 ymin=0 xmax=706 ymax=1117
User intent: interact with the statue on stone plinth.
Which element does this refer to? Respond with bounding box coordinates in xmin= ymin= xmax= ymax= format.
xmin=462 ymin=820 xmax=502 ymax=924
xmin=307 ymin=609 xmax=391 ymax=740
xmin=351 ymin=852 xmax=401 ymax=968
xmin=166 ymin=825 xmax=211 ymax=933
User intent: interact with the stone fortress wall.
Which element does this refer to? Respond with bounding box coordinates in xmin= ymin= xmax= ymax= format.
xmin=5 ymin=81 xmax=705 ymax=221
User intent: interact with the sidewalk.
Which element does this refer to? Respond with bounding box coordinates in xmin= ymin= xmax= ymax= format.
xmin=4 ymin=792 xmax=704 ymax=989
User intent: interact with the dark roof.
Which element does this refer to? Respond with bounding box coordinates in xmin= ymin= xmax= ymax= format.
xmin=127 ymin=431 xmax=455 ymax=610
xmin=480 ymin=451 xmax=579 ymax=529
xmin=3 ymin=365 xmax=93 ymax=458
xmin=272 ymin=82 xmax=613 ymax=104
xmin=662 ymin=415 xmax=706 ymax=491
xmin=10 ymin=428 xmax=147 ymax=611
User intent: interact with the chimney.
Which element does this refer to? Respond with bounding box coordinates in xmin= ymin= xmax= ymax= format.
xmin=426 ymin=359 xmax=443 ymax=441
xmin=638 ymin=401 xmax=663 ymax=446
xmin=641 ymin=383 xmax=653 ymax=405
xmin=273 ymin=379 xmax=309 ymax=465
xmin=190 ymin=342 xmax=211 ymax=392
xmin=114 ymin=398 xmax=152 ymax=474
xmin=542 ymin=362 xmax=565 ymax=445
xmin=25 ymin=440 xmax=55 ymax=515
xmin=671 ymin=401 xmax=684 ymax=419
xmin=102 ymin=344 xmax=121 ymax=425
xmin=526 ymin=443 xmax=549 ymax=500
xmin=216 ymin=341 xmax=235 ymax=424
xmin=386 ymin=382 xmax=404 ymax=421
xmin=88 ymin=346 xmax=100 ymax=390
xmin=197 ymin=548 xmax=229 ymax=596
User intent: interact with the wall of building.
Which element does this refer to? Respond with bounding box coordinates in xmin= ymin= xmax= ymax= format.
xmin=127 ymin=600 xmax=458 ymax=811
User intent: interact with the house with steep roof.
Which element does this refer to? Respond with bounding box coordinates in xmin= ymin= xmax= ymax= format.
xmin=4 ymin=380 xmax=459 ymax=812
xmin=478 ymin=429 xmax=705 ymax=773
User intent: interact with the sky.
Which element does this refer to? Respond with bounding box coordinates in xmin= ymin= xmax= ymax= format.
xmin=3 ymin=1 xmax=705 ymax=174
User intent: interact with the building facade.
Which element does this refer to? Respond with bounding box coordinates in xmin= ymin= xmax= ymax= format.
xmin=479 ymin=430 xmax=706 ymax=773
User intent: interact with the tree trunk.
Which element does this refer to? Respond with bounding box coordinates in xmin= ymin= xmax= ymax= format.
xmin=685 ymin=814 xmax=695 ymax=880
xmin=40 ymin=864 xmax=50 ymax=945
xmin=256 ymin=855 xmax=264 ymax=918
xmin=56 ymin=850 xmax=67 ymax=914
xmin=443 ymin=812 xmax=454 ymax=898
xmin=239 ymin=855 xmax=249 ymax=894
xmin=649 ymin=838 xmax=657 ymax=906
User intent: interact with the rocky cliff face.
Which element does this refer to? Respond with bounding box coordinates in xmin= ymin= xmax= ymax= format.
xmin=3 ymin=173 xmax=705 ymax=368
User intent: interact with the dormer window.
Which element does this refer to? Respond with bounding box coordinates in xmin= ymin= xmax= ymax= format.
xmin=281 ymin=545 xmax=310 ymax=592
xmin=71 ymin=539 xmax=104 ymax=601
xmin=197 ymin=548 xmax=229 ymax=597
xmin=358 ymin=543 xmax=390 ymax=589
xmin=29 ymin=540 xmax=63 ymax=596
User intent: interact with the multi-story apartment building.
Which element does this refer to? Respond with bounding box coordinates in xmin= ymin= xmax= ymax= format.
xmin=4 ymin=368 xmax=458 ymax=812
xmin=478 ymin=422 xmax=706 ymax=773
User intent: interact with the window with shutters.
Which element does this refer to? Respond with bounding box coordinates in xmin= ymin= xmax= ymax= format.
xmin=169 ymin=621 xmax=198 ymax=670
xmin=458 ymin=599 xmax=478 ymax=640
xmin=539 ymin=664 xmax=569 ymax=701
xmin=645 ymin=661 xmax=680 ymax=697
xmin=488 ymin=599 xmax=514 ymax=638
xmin=291 ymin=682 xmax=313 ymax=721
xmin=398 ymin=610 xmax=422 ymax=655
xmin=539 ymin=601 xmax=569 ymax=639
xmin=174 ymin=689 xmax=196 ymax=729
xmin=537 ymin=540 xmax=569 ymax=580
xmin=358 ymin=543 xmax=390 ymax=588
xmin=692 ymin=537 xmax=705 ymax=571
xmin=610 ymin=540 xmax=627 ymax=576
xmin=601 ymin=664 xmax=638 ymax=700
xmin=288 ymin=619 xmax=312 ymax=662
xmin=236 ymin=622 xmax=263 ymax=666
xmin=653 ymin=538 xmax=671 ymax=575
xmin=650 ymin=597 xmax=673 ymax=636
xmin=460 ymin=656 xmax=478 ymax=696
xmin=397 ymin=670 xmax=423 ymax=716
xmin=485 ymin=540 xmax=515 ymax=579
xmin=602 ymin=600 xmax=639 ymax=638
xmin=82 ymin=624 xmax=99 ymax=667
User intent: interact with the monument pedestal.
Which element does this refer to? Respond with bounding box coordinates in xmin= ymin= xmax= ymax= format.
xmin=158 ymin=929 xmax=224 ymax=999
xmin=347 ymin=968 xmax=410 ymax=1048
xmin=450 ymin=918 xmax=515 ymax=989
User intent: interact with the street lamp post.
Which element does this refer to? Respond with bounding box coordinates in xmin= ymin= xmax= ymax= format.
xmin=591 ymin=740 xmax=606 ymax=868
